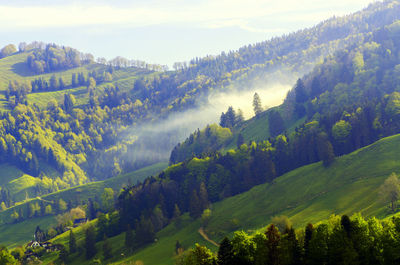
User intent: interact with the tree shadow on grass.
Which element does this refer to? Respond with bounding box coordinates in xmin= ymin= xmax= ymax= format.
xmin=11 ymin=62 xmax=35 ymax=77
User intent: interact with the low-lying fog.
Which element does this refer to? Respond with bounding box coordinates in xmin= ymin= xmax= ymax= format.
xmin=121 ymin=82 xmax=293 ymax=170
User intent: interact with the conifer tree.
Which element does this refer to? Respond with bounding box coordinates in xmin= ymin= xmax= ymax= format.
xmin=85 ymin=225 xmax=97 ymax=259
xmin=253 ymin=92 xmax=263 ymax=116
xmin=172 ymin=204 xmax=181 ymax=220
xmin=69 ymin=230 xmax=77 ymax=253
xmin=189 ymin=190 xmax=202 ymax=218
xmin=266 ymin=224 xmax=280 ymax=265
xmin=236 ymin=133 xmax=245 ymax=148
xmin=103 ymin=237 xmax=113 ymax=260
xmin=198 ymin=182 xmax=209 ymax=211
xmin=125 ymin=224 xmax=135 ymax=251
xmin=217 ymin=237 xmax=234 ymax=265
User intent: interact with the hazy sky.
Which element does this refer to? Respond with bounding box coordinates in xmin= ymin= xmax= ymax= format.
xmin=0 ymin=0 xmax=376 ymax=66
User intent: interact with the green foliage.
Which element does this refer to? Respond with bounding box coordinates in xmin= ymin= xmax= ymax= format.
xmin=332 ymin=120 xmax=352 ymax=142
xmin=69 ymin=230 xmax=77 ymax=253
xmin=379 ymin=173 xmax=400 ymax=212
xmin=85 ymin=225 xmax=97 ymax=259
xmin=253 ymin=92 xmax=263 ymax=117
xmin=102 ymin=237 xmax=113 ymax=260
xmin=0 ymin=44 xmax=16 ymax=59
xmin=170 ymin=124 xmax=232 ymax=164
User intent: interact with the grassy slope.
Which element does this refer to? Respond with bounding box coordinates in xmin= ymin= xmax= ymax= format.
xmin=0 ymin=163 xmax=24 ymax=185
xmin=224 ymin=108 xmax=306 ymax=151
xmin=0 ymin=215 xmax=56 ymax=249
xmin=0 ymin=51 xmax=152 ymax=110
xmin=0 ymin=52 xmax=155 ymax=205
xmin=111 ymin=133 xmax=400 ymax=265
xmin=0 ymin=162 xmax=167 ymax=247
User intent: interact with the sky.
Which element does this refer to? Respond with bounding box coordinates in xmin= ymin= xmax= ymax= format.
xmin=0 ymin=0 xmax=377 ymax=66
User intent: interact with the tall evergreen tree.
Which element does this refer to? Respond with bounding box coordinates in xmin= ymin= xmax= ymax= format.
xmin=217 ymin=237 xmax=234 ymax=265
xmin=125 ymin=224 xmax=135 ymax=251
xmin=189 ymin=190 xmax=202 ymax=218
xmin=253 ymin=92 xmax=263 ymax=116
xmin=69 ymin=230 xmax=77 ymax=253
xmin=295 ymin=78 xmax=307 ymax=103
xmin=317 ymin=133 xmax=335 ymax=167
xmin=198 ymin=182 xmax=209 ymax=211
xmin=103 ymin=237 xmax=113 ymax=260
xmin=85 ymin=225 xmax=97 ymax=259
xmin=266 ymin=224 xmax=281 ymax=265
xmin=237 ymin=133 xmax=245 ymax=148
xmin=268 ymin=110 xmax=285 ymax=137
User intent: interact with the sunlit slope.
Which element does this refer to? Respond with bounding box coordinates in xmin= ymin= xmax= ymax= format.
xmin=223 ymin=107 xmax=306 ymax=151
xmin=0 ymin=51 xmax=152 ymax=109
xmin=121 ymin=133 xmax=400 ymax=264
xmin=0 ymin=162 xmax=167 ymax=247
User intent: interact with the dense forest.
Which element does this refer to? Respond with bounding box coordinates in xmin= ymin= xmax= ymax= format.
xmin=19 ymin=16 xmax=400 ymax=264
xmin=2 ymin=2 xmax=400 ymax=264
xmin=178 ymin=214 xmax=400 ymax=265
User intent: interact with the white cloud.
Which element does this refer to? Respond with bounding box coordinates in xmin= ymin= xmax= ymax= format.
xmin=0 ymin=0 xmax=376 ymax=31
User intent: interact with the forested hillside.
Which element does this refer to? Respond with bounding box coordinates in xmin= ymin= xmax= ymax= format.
xmin=0 ymin=1 xmax=398 ymax=210
xmin=2 ymin=1 xmax=400 ymax=264
xmin=15 ymin=10 xmax=400 ymax=264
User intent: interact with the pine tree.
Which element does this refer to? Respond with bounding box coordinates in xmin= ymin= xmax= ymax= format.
xmin=175 ymin=240 xmax=184 ymax=255
xmin=304 ymin=223 xmax=314 ymax=262
xmin=217 ymin=237 xmax=234 ymax=265
xmin=103 ymin=237 xmax=113 ymax=260
xmin=253 ymin=92 xmax=263 ymax=116
xmin=236 ymin=109 xmax=244 ymax=124
xmin=198 ymin=182 xmax=209 ymax=211
xmin=266 ymin=224 xmax=281 ymax=265
xmin=135 ymin=215 xmax=155 ymax=244
xmin=125 ymin=224 xmax=135 ymax=251
xmin=69 ymin=230 xmax=77 ymax=253
xmin=268 ymin=110 xmax=285 ymax=137
xmin=295 ymin=78 xmax=307 ymax=103
xmin=49 ymin=74 xmax=59 ymax=90
xmin=58 ymin=245 xmax=69 ymax=263
xmin=317 ymin=133 xmax=335 ymax=167
xmin=172 ymin=204 xmax=181 ymax=220
xmin=71 ymin=73 xmax=77 ymax=87
xmin=85 ymin=225 xmax=97 ymax=259
xmin=236 ymin=133 xmax=245 ymax=148
xmin=189 ymin=190 xmax=202 ymax=218
xmin=58 ymin=77 xmax=65 ymax=90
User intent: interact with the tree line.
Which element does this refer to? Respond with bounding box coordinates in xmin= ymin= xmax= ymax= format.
xmin=178 ymin=213 xmax=400 ymax=265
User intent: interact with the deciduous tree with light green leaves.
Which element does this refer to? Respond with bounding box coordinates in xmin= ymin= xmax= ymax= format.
xmin=380 ymin=172 xmax=400 ymax=212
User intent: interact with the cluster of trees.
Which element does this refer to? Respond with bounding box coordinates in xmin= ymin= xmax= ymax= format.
xmin=26 ymin=44 xmax=93 ymax=73
xmin=219 ymin=106 xmax=244 ymax=129
xmin=170 ymin=124 xmax=233 ymax=164
xmin=1 ymin=1 xmax=400 ymax=226
xmin=0 ymin=44 xmax=17 ymax=58
xmin=179 ymin=214 xmax=400 ymax=265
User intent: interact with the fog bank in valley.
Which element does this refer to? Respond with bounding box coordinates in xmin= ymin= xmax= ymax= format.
xmin=119 ymin=82 xmax=293 ymax=171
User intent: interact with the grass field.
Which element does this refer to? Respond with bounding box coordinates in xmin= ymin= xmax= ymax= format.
xmin=96 ymin=133 xmax=400 ymax=265
xmin=0 ymin=162 xmax=168 ymax=247
xmin=0 ymin=215 xmax=56 ymax=248
xmin=224 ymin=108 xmax=306 ymax=151
xmin=0 ymin=163 xmax=24 ymax=186
xmin=0 ymin=51 xmax=154 ymax=110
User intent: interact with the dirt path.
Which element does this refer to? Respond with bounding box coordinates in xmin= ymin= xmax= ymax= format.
xmin=198 ymin=227 xmax=219 ymax=247
xmin=37 ymin=197 xmax=54 ymax=204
